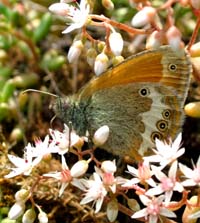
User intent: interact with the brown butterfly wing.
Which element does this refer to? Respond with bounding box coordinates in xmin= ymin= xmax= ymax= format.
xmin=79 ymin=45 xmax=191 ymax=105
xmin=78 ymin=46 xmax=191 ymax=159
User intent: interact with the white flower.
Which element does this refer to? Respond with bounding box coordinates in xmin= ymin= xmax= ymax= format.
xmin=94 ymin=164 xmax=123 ymax=194
xmin=132 ymin=195 xmax=176 ymax=223
xmin=179 ymin=155 xmax=200 ymax=187
xmin=146 ymin=161 xmax=184 ymax=204
xmin=144 ymin=133 xmax=185 ymax=168
xmin=5 ymin=147 xmax=42 ymax=178
xmin=49 ymin=0 xmax=90 ymax=34
xmin=80 ymin=172 xmax=107 ymax=213
xmin=49 ymin=124 xmax=82 ymax=155
xmin=43 ymin=156 xmax=89 ymax=196
xmin=123 ymin=161 xmax=156 ymax=187
xmin=29 ymin=135 xmax=58 ymax=159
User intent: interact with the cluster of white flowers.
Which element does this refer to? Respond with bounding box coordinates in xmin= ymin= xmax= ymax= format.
xmin=48 ymin=0 xmax=124 ymax=76
xmin=5 ymin=126 xmax=200 ymax=223
xmin=123 ymin=133 xmax=200 ymax=223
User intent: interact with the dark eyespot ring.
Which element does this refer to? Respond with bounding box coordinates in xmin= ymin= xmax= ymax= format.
xmin=151 ymin=131 xmax=163 ymax=142
xmin=156 ymin=120 xmax=168 ymax=132
xmin=162 ymin=109 xmax=171 ymax=120
xmin=139 ymin=87 xmax=150 ymax=97
xmin=168 ymin=63 xmax=177 ymax=72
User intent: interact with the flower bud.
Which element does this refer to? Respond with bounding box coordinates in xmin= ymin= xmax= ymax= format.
xmin=112 ymin=55 xmax=124 ymax=66
xmin=190 ymin=0 xmax=200 ymax=9
xmin=101 ymin=160 xmax=116 ymax=173
xmin=22 ymin=209 xmax=36 ymax=223
xmin=190 ymin=42 xmax=200 ymax=57
xmin=61 ymin=0 xmax=75 ymax=3
xmin=70 ymin=160 xmax=89 ymax=177
xmin=146 ymin=30 xmax=163 ymax=49
xmin=86 ymin=48 xmax=97 ymax=67
xmin=97 ymin=41 xmax=106 ymax=52
xmin=49 ymin=3 xmax=70 ymax=16
xmin=183 ymin=196 xmax=200 ymax=223
xmin=67 ymin=40 xmax=83 ymax=63
xmin=94 ymin=53 xmax=109 ymax=76
xmin=8 ymin=202 xmax=25 ymax=220
xmin=38 ymin=211 xmax=48 ymax=223
xmin=15 ymin=189 xmax=29 ymax=202
xmin=102 ymin=0 xmax=114 ymax=10
xmin=109 ymin=32 xmax=124 ymax=56
xmin=131 ymin=6 xmax=156 ymax=27
xmin=107 ymin=198 xmax=118 ymax=222
xmin=93 ymin=125 xmax=109 ymax=146
xmin=184 ymin=102 xmax=200 ymax=118
xmin=166 ymin=26 xmax=182 ymax=51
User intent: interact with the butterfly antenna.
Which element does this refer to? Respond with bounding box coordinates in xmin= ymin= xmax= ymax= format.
xmin=22 ymin=89 xmax=59 ymax=98
xmin=50 ymin=115 xmax=57 ymax=128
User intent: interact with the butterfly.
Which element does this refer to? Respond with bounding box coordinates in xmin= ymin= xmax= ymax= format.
xmin=53 ymin=45 xmax=192 ymax=160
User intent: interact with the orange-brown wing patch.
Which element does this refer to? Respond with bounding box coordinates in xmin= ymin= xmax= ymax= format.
xmin=79 ymin=48 xmax=163 ymax=99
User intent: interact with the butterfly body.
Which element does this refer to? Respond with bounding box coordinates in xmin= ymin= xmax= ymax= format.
xmin=54 ymin=46 xmax=192 ymax=159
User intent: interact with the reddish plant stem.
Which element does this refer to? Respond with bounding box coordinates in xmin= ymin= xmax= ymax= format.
xmin=187 ymin=13 xmax=200 ymax=51
xmin=90 ymin=14 xmax=154 ymax=35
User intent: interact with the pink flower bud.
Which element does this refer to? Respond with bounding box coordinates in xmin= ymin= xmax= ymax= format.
xmin=67 ymin=40 xmax=83 ymax=63
xmin=109 ymin=32 xmax=124 ymax=56
xmin=93 ymin=125 xmax=109 ymax=146
xmin=166 ymin=26 xmax=182 ymax=51
xmin=146 ymin=30 xmax=163 ymax=49
xmin=131 ymin=6 xmax=156 ymax=27
xmin=94 ymin=53 xmax=109 ymax=76
xmin=190 ymin=0 xmax=200 ymax=9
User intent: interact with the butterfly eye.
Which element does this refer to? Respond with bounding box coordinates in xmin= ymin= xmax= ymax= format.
xmin=139 ymin=87 xmax=150 ymax=97
xmin=162 ymin=109 xmax=171 ymax=119
xmin=151 ymin=131 xmax=163 ymax=142
xmin=168 ymin=63 xmax=177 ymax=72
xmin=156 ymin=120 xmax=168 ymax=132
